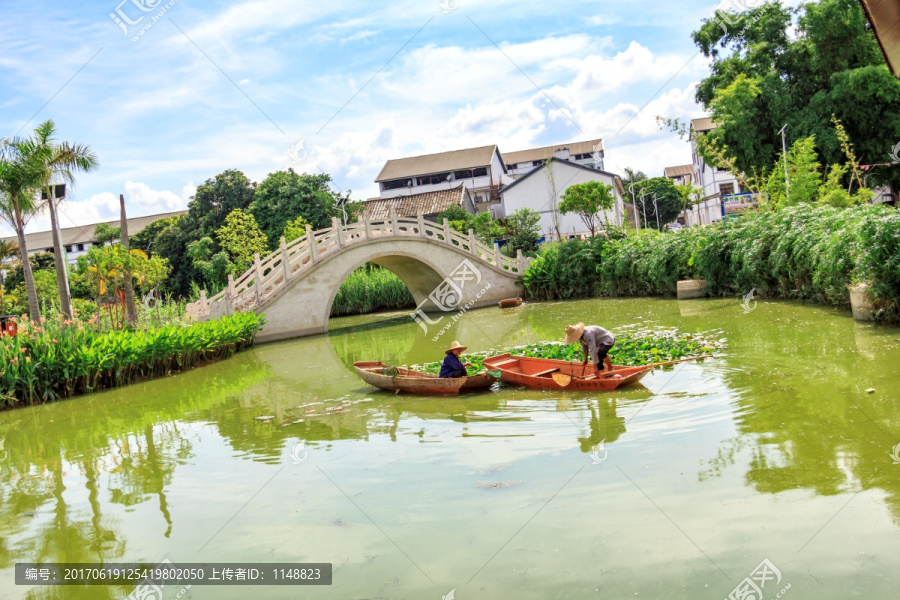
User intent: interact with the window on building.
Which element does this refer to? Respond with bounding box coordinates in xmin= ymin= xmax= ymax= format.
xmin=382 ymin=179 xmax=410 ymax=190
xmin=77 ymin=243 xmax=85 ymax=251
xmin=719 ymin=183 xmax=735 ymax=197
xmin=65 ymin=245 xmax=72 ymax=253
xmin=532 ymin=160 xmax=545 ymax=167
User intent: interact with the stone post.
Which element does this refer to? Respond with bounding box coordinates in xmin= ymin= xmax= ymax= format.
xmin=254 ymin=253 xmax=264 ymax=302
xmin=306 ymin=225 xmax=318 ymax=264
xmin=280 ymin=236 xmax=290 ymax=283
xmin=226 ymin=274 xmax=236 ymax=315
xmin=468 ymin=229 xmax=477 ymax=256
xmin=417 ymin=212 xmax=426 ymax=237
xmin=443 ymin=218 xmax=451 ymax=244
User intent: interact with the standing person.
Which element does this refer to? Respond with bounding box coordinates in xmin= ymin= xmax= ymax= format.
xmin=439 ymin=341 xmax=472 ymax=379
xmin=564 ymin=322 xmax=616 ymax=374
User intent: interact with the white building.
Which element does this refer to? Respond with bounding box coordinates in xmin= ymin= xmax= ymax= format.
xmin=502 ymin=139 xmax=605 ymax=177
xmin=498 ymin=158 xmax=625 ymax=239
xmin=375 ymin=145 xmax=510 ymax=216
xmin=0 ymin=210 xmax=186 ymax=266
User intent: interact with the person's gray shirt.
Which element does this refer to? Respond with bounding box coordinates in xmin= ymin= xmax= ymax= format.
xmin=581 ymin=325 xmax=615 ymax=364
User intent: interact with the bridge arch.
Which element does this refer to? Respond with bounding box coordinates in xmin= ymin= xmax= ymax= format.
xmin=188 ymin=214 xmax=530 ymax=343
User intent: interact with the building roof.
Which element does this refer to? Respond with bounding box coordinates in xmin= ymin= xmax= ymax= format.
xmin=501 ymin=139 xmax=604 ymax=166
xmin=362 ymin=185 xmax=474 ymax=220
xmin=375 ymin=145 xmax=499 ymax=182
xmin=859 ymin=0 xmax=900 ymax=78
xmin=664 ymin=164 xmax=694 ymax=179
xmin=499 ymin=158 xmax=625 ymax=196
xmin=1 ymin=210 xmax=187 ymax=252
xmin=690 ymin=117 xmax=717 ymax=133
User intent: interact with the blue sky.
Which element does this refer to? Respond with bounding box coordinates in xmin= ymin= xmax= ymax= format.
xmin=1 ymin=0 xmax=737 ymax=236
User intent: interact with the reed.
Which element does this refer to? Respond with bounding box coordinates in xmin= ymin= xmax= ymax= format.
xmin=0 ymin=311 xmax=263 ymax=407
xmin=523 ymin=205 xmax=900 ymax=321
xmin=330 ymin=265 xmax=415 ymax=317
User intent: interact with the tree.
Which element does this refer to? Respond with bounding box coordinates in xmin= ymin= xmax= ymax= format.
xmin=249 ymin=169 xmax=347 ymax=246
xmin=281 ymin=215 xmax=311 ymax=242
xmin=19 ymin=120 xmax=99 ymax=319
xmin=471 ymin=211 xmax=505 ymax=246
xmin=93 ymin=223 xmax=120 ymax=246
xmin=13 ymin=269 xmax=59 ymax=315
xmin=186 ymin=237 xmax=232 ymax=293
xmin=188 ymin=170 xmax=256 ymax=237
xmin=674 ymin=181 xmax=704 ymax=216
xmin=2 ymin=252 xmax=55 ymax=294
xmin=560 ymin=181 xmax=616 ymax=236
xmin=686 ymin=0 xmax=900 ymax=191
xmin=631 ymin=177 xmax=682 ymax=229
xmin=0 ymin=239 xmax=20 ymax=281
xmin=504 ymin=208 xmax=542 ymax=255
xmin=215 ymin=209 xmax=269 ymax=274
xmin=0 ymin=139 xmax=45 ymax=319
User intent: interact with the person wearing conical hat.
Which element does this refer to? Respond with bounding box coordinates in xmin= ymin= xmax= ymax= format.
xmin=439 ymin=341 xmax=472 ymax=379
xmin=564 ymin=322 xmax=616 ymax=375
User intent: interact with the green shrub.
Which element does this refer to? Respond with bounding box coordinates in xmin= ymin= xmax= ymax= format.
xmin=0 ymin=311 xmax=263 ymax=406
xmin=522 ymin=205 xmax=900 ymax=321
xmin=330 ymin=265 xmax=415 ymax=317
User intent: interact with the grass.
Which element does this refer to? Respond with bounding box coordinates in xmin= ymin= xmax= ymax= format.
xmin=331 ymin=265 xmax=415 ymax=317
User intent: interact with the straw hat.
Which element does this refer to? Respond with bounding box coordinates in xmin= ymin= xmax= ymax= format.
xmin=446 ymin=341 xmax=468 ymax=354
xmin=564 ymin=322 xmax=585 ymax=345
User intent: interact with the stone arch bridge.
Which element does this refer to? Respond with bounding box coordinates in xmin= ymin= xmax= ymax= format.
xmin=187 ymin=210 xmax=530 ymax=343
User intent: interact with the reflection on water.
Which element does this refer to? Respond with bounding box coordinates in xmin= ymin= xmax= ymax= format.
xmin=0 ymin=298 xmax=898 ymax=599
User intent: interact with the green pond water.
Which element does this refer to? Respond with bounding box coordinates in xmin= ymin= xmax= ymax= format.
xmin=1 ymin=297 xmax=899 ymax=599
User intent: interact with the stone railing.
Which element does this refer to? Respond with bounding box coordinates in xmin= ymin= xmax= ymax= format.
xmin=185 ymin=208 xmax=531 ymax=322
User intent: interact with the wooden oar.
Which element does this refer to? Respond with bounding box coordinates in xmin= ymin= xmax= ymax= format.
xmin=642 ymin=355 xmax=714 ymax=369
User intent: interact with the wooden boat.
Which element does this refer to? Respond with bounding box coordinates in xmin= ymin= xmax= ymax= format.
xmin=482 ymin=354 xmax=651 ymax=391
xmin=354 ymin=361 xmax=497 ymax=395
xmin=498 ymin=297 xmax=523 ymax=308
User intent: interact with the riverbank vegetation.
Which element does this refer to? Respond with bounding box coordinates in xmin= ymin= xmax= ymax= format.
xmin=414 ymin=328 xmax=725 ymax=374
xmin=0 ymin=311 xmax=263 ymax=407
xmin=523 ymin=205 xmax=900 ymax=320
xmin=331 ymin=265 xmax=414 ymax=316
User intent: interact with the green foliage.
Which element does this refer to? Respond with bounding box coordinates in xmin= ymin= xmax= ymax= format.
xmin=13 ymin=269 xmax=59 ymax=313
xmin=0 ymin=311 xmax=263 ymax=406
xmin=3 ymin=252 xmax=55 ymax=293
xmin=412 ymin=329 xmax=725 ymax=374
xmin=522 ymin=205 xmax=900 ymax=321
xmin=215 ymin=209 xmax=269 ymax=274
xmin=689 ymin=0 xmax=900 ymax=191
xmin=186 ymin=236 xmax=232 ymax=293
xmin=766 ymin=136 xmax=821 ymax=207
xmin=92 ymin=222 xmax=120 ymax=246
xmin=249 ymin=169 xmax=346 ymax=245
xmin=282 ymin=215 xmax=311 ymax=242
xmin=331 ymin=265 xmax=415 ymax=316
xmin=560 ymin=181 xmax=615 ymax=235
xmin=504 ymin=208 xmax=542 ymax=256
xmin=631 ymin=177 xmax=682 ymax=228
xmin=189 ymin=169 xmax=257 ymax=236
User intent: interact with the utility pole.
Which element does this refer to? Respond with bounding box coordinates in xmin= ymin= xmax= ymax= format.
xmin=628 ymin=183 xmax=640 ymax=230
xmin=653 ymin=194 xmax=660 ymax=231
xmin=779 ymin=124 xmax=789 ymax=203
xmin=639 ymin=193 xmax=647 ymax=229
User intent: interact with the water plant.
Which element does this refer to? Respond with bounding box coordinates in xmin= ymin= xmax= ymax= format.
xmin=411 ymin=328 xmax=725 ymax=374
xmin=0 ymin=311 xmax=263 ymax=407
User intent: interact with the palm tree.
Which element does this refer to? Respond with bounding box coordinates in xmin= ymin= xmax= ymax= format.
xmin=0 ymin=141 xmax=43 ymax=320
xmin=19 ymin=120 xmax=99 ymax=318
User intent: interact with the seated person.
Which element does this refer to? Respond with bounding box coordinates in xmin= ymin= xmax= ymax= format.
xmin=439 ymin=341 xmax=472 ymax=378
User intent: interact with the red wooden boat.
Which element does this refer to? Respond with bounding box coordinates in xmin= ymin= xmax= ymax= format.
xmin=482 ymin=354 xmax=650 ymax=391
xmin=354 ymin=361 xmax=497 ymax=395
